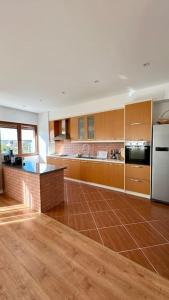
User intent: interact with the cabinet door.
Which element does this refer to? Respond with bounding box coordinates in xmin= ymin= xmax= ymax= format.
xmin=49 ymin=121 xmax=55 ymax=141
xmin=112 ymin=109 xmax=124 ymax=140
xmin=69 ymin=160 xmax=80 ymax=180
xmin=70 ymin=117 xmax=78 ymax=140
xmin=104 ymin=163 xmax=124 ymax=189
xmin=125 ymin=164 xmax=150 ymax=194
xmin=90 ymin=162 xmax=105 ymax=185
xmin=94 ymin=112 xmax=105 ymax=140
xmin=87 ymin=115 xmax=94 ymax=140
xmin=80 ymin=161 xmax=92 ymax=182
xmin=125 ymin=100 xmax=152 ymax=141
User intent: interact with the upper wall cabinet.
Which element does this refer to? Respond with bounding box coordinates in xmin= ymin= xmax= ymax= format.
xmin=95 ymin=109 xmax=124 ymax=140
xmin=125 ymin=100 xmax=152 ymax=141
xmin=70 ymin=117 xmax=78 ymax=140
xmin=94 ymin=112 xmax=105 ymax=140
xmin=104 ymin=109 xmax=124 ymax=140
xmin=49 ymin=121 xmax=55 ymax=141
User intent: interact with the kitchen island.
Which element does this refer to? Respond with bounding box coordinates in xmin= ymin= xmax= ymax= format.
xmin=3 ymin=163 xmax=65 ymax=212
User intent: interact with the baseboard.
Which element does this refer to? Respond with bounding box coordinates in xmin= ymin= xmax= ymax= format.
xmin=65 ymin=177 xmax=125 ymax=193
xmin=125 ymin=190 xmax=150 ymax=199
xmin=65 ymin=177 xmax=150 ymax=199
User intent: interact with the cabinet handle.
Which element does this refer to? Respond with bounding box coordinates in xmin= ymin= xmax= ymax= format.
xmin=129 ymin=165 xmax=143 ymax=168
xmin=128 ymin=178 xmax=144 ymax=183
xmin=129 ymin=122 xmax=144 ymax=126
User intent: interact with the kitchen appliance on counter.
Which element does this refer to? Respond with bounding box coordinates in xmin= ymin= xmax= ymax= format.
xmin=96 ymin=151 xmax=108 ymax=160
xmin=152 ymin=124 xmax=169 ymax=203
xmin=125 ymin=141 xmax=150 ymax=165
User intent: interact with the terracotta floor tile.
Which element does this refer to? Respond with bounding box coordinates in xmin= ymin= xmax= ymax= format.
xmin=120 ymin=249 xmax=155 ymax=272
xmin=68 ymin=213 xmax=96 ymax=231
xmin=80 ymin=229 xmax=102 ymax=244
xmin=84 ymin=192 xmax=104 ymax=202
xmin=125 ymin=222 xmax=167 ymax=248
xmin=135 ymin=203 xmax=169 ymax=221
xmin=149 ymin=220 xmax=169 ymax=242
xmin=81 ymin=184 xmax=100 ymax=193
xmin=46 ymin=202 xmax=68 ymax=217
xmin=87 ymin=200 xmax=110 ymax=212
xmin=100 ymin=190 xmax=124 ymax=200
xmin=67 ymin=192 xmax=86 ymax=203
xmin=106 ymin=198 xmax=130 ymax=210
xmin=67 ymin=202 xmax=90 ymax=215
xmin=99 ymin=226 xmax=137 ymax=252
xmin=93 ymin=211 xmax=121 ymax=228
xmin=143 ymin=244 xmax=169 ymax=279
xmin=54 ymin=215 xmax=69 ymax=226
xmin=115 ymin=208 xmax=145 ymax=225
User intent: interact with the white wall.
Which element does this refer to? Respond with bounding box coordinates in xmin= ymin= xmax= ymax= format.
xmin=153 ymin=100 xmax=169 ymax=123
xmin=38 ymin=112 xmax=49 ymax=162
xmin=0 ymin=105 xmax=38 ymax=124
xmin=49 ymin=82 xmax=169 ymax=120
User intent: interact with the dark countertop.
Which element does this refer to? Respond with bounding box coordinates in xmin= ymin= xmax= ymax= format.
xmin=3 ymin=162 xmax=65 ymax=175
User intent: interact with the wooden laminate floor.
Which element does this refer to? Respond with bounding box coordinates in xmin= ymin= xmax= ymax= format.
xmin=0 ymin=194 xmax=169 ymax=299
xmin=46 ymin=180 xmax=169 ymax=280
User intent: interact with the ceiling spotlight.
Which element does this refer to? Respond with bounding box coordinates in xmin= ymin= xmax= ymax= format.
xmin=61 ymin=91 xmax=66 ymax=95
xmin=118 ymin=74 xmax=128 ymax=80
xmin=94 ymin=80 xmax=100 ymax=84
xmin=143 ymin=62 xmax=150 ymax=67
xmin=128 ymin=88 xmax=136 ymax=97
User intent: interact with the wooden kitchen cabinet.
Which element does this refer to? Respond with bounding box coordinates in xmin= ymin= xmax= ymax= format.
xmin=125 ymin=164 xmax=150 ymax=195
xmin=125 ymin=100 xmax=152 ymax=141
xmin=80 ymin=160 xmax=92 ymax=182
xmin=104 ymin=163 xmax=124 ymax=189
xmin=94 ymin=112 xmax=105 ymax=140
xmin=104 ymin=109 xmax=124 ymax=140
xmin=70 ymin=117 xmax=78 ymax=140
xmin=49 ymin=121 xmax=55 ymax=141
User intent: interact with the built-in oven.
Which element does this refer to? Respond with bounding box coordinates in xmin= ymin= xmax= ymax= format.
xmin=125 ymin=141 xmax=150 ymax=165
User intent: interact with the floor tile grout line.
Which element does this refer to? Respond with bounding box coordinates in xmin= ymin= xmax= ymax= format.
xmin=100 ymin=190 xmax=159 ymax=274
xmin=123 ymin=196 xmax=169 ymax=244
xmin=65 ymin=181 xmax=169 ymax=275
xmin=118 ymin=241 xmax=169 ymax=254
xmin=82 ymin=188 xmax=105 ymax=246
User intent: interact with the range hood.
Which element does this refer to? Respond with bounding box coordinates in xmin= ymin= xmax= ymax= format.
xmin=54 ymin=119 xmax=70 ymax=141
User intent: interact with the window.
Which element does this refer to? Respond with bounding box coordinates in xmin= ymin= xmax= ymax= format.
xmin=0 ymin=122 xmax=38 ymax=156
xmin=21 ymin=125 xmax=36 ymax=154
xmin=0 ymin=126 xmax=18 ymax=154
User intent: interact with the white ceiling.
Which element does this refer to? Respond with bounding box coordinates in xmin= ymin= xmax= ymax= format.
xmin=0 ymin=0 xmax=169 ymax=113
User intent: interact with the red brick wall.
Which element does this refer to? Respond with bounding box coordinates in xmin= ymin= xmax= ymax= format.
xmin=55 ymin=140 xmax=124 ymax=156
xmin=3 ymin=166 xmax=64 ymax=213
xmin=3 ymin=166 xmax=41 ymax=211
xmin=40 ymin=170 xmax=64 ymax=212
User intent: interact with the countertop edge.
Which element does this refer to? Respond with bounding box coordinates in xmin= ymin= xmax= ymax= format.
xmin=3 ymin=163 xmax=66 ymax=175
xmin=47 ymin=155 xmax=124 ymax=164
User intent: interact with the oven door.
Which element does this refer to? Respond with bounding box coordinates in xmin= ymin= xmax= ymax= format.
xmin=125 ymin=145 xmax=150 ymax=165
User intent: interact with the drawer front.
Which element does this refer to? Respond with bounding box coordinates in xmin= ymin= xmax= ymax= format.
xmin=125 ymin=177 xmax=150 ymax=195
xmin=125 ymin=164 xmax=150 ymax=181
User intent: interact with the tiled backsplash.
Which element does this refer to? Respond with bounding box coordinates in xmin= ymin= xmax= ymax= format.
xmin=55 ymin=140 xmax=124 ymax=157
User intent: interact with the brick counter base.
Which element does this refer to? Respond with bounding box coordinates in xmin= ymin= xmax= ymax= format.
xmin=3 ymin=166 xmax=64 ymax=212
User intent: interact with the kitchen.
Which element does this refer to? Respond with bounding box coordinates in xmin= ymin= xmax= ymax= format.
xmin=1 ymin=0 xmax=169 ymax=298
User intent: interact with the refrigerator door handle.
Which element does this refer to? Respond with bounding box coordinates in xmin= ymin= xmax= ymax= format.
xmin=155 ymin=147 xmax=169 ymax=151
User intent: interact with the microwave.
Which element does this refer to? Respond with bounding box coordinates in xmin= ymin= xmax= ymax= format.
xmin=125 ymin=141 xmax=150 ymax=165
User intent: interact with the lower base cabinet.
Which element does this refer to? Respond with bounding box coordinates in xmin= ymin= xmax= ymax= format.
xmin=125 ymin=164 xmax=150 ymax=195
xmin=47 ymin=157 xmax=124 ymax=189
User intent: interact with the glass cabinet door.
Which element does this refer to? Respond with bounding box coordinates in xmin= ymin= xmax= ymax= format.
xmin=78 ymin=117 xmax=84 ymax=139
xmin=87 ymin=116 xmax=94 ymax=140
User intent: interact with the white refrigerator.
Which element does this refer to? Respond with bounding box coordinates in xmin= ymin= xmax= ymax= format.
xmin=152 ymin=124 xmax=169 ymax=203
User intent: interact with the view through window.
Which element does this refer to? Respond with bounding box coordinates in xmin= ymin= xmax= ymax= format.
xmin=0 ymin=123 xmax=37 ymax=155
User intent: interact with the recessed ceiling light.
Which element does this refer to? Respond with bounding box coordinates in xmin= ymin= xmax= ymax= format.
xmin=61 ymin=91 xmax=66 ymax=95
xmin=94 ymin=80 xmax=100 ymax=84
xmin=40 ymin=99 xmax=43 ymax=102
xmin=143 ymin=62 xmax=150 ymax=67
xmin=118 ymin=74 xmax=128 ymax=80
xmin=128 ymin=88 xmax=136 ymax=97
